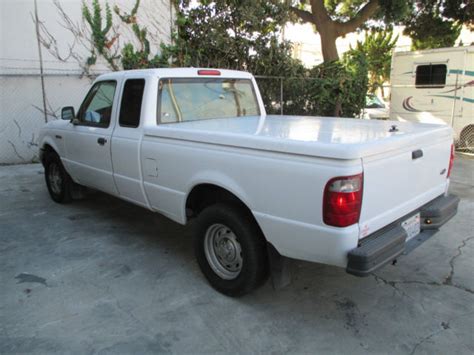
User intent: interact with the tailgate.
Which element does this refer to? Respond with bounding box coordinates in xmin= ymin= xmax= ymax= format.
xmin=358 ymin=136 xmax=452 ymax=239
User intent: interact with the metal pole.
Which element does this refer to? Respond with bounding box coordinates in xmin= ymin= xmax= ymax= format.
xmin=34 ymin=0 xmax=48 ymax=123
xmin=280 ymin=77 xmax=283 ymax=115
xmin=169 ymin=0 xmax=174 ymax=65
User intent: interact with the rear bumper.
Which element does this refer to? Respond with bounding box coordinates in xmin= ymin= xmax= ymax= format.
xmin=346 ymin=194 xmax=460 ymax=277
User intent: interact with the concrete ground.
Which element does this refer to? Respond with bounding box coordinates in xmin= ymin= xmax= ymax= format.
xmin=1 ymin=156 xmax=473 ymax=355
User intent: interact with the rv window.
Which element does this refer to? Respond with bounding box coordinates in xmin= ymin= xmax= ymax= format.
xmin=415 ymin=64 xmax=447 ymax=88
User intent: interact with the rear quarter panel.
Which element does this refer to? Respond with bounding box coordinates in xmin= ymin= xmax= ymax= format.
xmin=140 ymin=134 xmax=363 ymax=266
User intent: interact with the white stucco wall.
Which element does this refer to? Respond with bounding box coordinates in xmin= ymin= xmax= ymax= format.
xmin=0 ymin=0 xmax=174 ymax=164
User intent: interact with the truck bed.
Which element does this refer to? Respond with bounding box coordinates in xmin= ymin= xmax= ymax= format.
xmin=146 ymin=114 xmax=453 ymax=241
xmin=145 ymin=115 xmax=453 ymax=160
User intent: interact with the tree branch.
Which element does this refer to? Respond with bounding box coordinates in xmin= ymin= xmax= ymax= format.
xmin=310 ymin=0 xmax=332 ymax=24
xmin=289 ymin=6 xmax=314 ymax=24
xmin=336 ymin=0 xmax=380 ymax=36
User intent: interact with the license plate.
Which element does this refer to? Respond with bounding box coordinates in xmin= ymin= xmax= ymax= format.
xmin=402 ymin=213 xmax=421 ymax=241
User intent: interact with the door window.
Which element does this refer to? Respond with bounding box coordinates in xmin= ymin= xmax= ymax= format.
xmin=77 ymin=81 xmax=117 ymax=127
xmin=119 ymin=79 xmax=145 ymax=128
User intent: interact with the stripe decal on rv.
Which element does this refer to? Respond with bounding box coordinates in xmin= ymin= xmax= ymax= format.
xmin=449 ymin=69 xmax=474 ymax=76
xmin=402 ymin=69 xmax=474 ymax=76
xmin=402 ymin=96 xmax=422 ymax=112
xmin=429 ymin=95 xmax=474 ymax=104
xmin=440 ymin=80 xmax=474 ymax=93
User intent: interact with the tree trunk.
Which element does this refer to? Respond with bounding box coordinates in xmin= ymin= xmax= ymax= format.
xmin=290 ymin=0 xmax=381 ymax=117
xmin=318 ymin=27 xmax=339 ymax=62
xmin=317 ymin=24 xmax=342 ymax=116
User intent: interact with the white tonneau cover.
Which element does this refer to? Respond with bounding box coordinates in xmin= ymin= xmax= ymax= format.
xmin=144 ymin=115 xmax=452 ymax=160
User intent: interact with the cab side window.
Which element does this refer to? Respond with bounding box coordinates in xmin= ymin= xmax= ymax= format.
xmin=77 ymin=81 xmax=117 ymax=127
xmin=119 ymin=79 xmax=145 ymax=128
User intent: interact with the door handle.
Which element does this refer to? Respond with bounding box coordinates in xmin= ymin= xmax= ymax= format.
xmin=97 ymin=137 xmax=107 ymax=146
xmin=412 ymin=149 xmax=423 ymax=160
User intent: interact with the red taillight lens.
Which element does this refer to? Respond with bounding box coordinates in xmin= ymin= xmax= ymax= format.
xmin=323 ymin=173 xmax=363 ymax=227
xmin=197 ymin=69 xmax=221 ymax=76
xmin=447 ymin=143 xmax=454 ymax=178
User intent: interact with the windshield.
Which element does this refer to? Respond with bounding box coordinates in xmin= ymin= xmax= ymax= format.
xmin=365 ymin=95 xmax=385 ymax=109
xmin=158 ymin=78 xmax=260 ymax=123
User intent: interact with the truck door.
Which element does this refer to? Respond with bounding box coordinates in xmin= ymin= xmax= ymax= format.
xmin=110 ymin=78 xmax=148 ymax=206
xmin=63 ymin=80 xmax=118 ymax=195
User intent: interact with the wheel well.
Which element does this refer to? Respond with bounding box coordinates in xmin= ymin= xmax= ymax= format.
xmin=41 ymin=144 xmax=57 ymax=165
xmin=186 ymin=184 xmax=251 ymax=220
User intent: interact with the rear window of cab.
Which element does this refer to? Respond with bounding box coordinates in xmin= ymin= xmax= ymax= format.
xmin=157 ymin=78 xmax=260 ymax=124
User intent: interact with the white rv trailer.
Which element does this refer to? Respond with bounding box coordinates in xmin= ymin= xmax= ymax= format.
xmin=389 ymin=46 xmax=474 ymax=151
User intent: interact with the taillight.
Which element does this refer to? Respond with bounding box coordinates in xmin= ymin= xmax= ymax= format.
xmin=197 ymin=69 xmax=221 ymax=76
xmin=447 ymin=143 xmax=454 ymax=178
xmin=323 ymin=173 xmax=363 ymax=227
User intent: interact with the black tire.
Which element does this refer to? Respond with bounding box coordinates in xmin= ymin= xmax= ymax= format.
xmin=194 ymin=203 xmax=269 ymax=297
xmin=44 ymin=152 xmax=73 ymax=203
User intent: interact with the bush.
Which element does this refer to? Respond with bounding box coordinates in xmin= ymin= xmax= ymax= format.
xmin=81 ymin=0 xmax=368 ymax=118
xmin=258 ymin=51 xmax=368 ymax=118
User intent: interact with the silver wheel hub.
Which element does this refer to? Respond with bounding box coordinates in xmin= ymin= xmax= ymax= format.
xmin=204 ymin=224 xmax=243 ymax=280
xmin=48 ymin=163 xmax=62 ymax=195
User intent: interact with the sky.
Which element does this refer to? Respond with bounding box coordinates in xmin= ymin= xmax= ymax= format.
xmin=284 ymin=22 xmax=474 ymax=67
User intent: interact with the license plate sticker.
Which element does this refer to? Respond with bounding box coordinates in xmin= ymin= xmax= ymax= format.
xmin=402 ymin=213 xmax=421 ymax=241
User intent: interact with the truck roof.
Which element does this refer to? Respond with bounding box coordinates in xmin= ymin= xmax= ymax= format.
xmin=97 ymin=68 xmax=254 ymax=80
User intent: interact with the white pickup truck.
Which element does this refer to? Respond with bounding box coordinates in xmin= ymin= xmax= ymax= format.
xmin=39 ymin=68 xmax=459 ymax=296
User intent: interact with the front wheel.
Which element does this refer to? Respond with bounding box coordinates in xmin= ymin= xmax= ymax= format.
xmin=194 ymin=203 xmax=269 ymax=297
xmin=44 ymin=153 xmax=73 ymax=203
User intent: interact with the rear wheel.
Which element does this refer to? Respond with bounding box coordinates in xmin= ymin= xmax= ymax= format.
xmin=194 ymin=203 xmax=269 ymax=297
xmin=44 ymin=153 xmax=73 ymax=203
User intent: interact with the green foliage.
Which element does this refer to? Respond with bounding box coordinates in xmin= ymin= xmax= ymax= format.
xmin=79 ymin=0 xmax=368 ymax=117
xmin=403 ymin=1 xmax=466 ymax=50
xmin=114 ymin=0 xmax=140 ymax=23
xmin=82 ymin=0 xmax=119 ymax=70
xmin=161 ymin=0 xmax=292 ymax=70
xmin=443 ymin=0 xmax=473 ymax=27
xmin=377 ymin=0 xmax=413 ymax=24
xmin=120 ymin=43 xmax=157 ymax=69
xmin=324 ymin=0 xmax=368 ymax=20
xmin=114 ymin=0 xmax=164 ymax=70
xmin=258 ymin=52 xmax=368 ymax=118
xmin=162 ymin=0 xmax=368 ymax=117
xmin=286 ymin=51 xmax=367 ymax=117
xmin=296 ymin=0 xmax=411 ymax=28
xmin=290 ymin=1 xmax=410 ymax=63
xmin=406 ymin=17 xmax=461 ymax=50
xmin=353 ymin=29 xmax=397 ymax=94
xmin=340 ymin=50 xmax=369 ymax=115
xmin=410 ymin=0 xmax=473 ymax=27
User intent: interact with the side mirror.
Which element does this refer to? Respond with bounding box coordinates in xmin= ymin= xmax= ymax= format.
xmin=61 ymin=106 xmax=75 ymax=121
